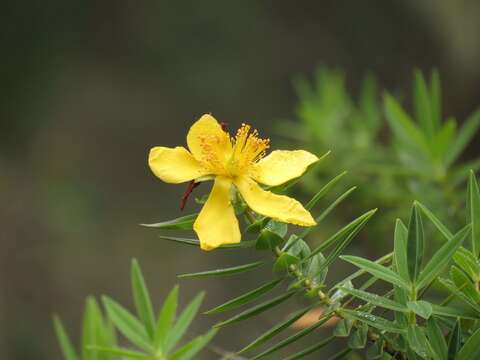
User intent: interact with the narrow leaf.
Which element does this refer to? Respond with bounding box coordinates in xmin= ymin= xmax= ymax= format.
xmin=339 ymin=287 xmax=408 ymax=312
xmin=164 ymin=292 xmax=204 ymax=354
xmin=169 ymin=328 xmax=217 ymax=360
xmin=204 ymin=278 xmax=283 ymax=315
xmin=407 ymin=203 xmax=425 ymax=282
xmin=394 ymin=219 xmax=410 ymax=282
xmin=238 ymin=305 xmax=313 ymax=354
xmin=283 ymin=336 xmax=335 ymax=360
xmin=140 ymin=213 xmax=197 ymax=230
xmin=53 ymin=316 xmax=79 ymax=360
xmin=426 ymin=317 xmax=447 ymax=360
xmin=456 ymin=326 xmax=480 ymax=360
xmin=300 ymin=187 xmax=357 ymax=238
xmin=467 ymin=171 xmax=480 ymax=258
xmin=101 ymin=296 xmax=152 ymax=352
xmin=416 ymin=225 xmax=470 ymax=289
xmin=447 ymin=320 xmax=461 ymax=360
xmin=178 ymin=261 xmax=264 ymax=279
xmin=157 ymin=236 xmax=255 ymax=249
xmin=214 ymin=291 xmax=296 ymax=328
xmin=88 ymin=347 xmax=150 ymax=360
xmin=341 ymin=309 xmax=405 ymax=333
xmin=340 ymin=255 xmax=411 ymax=290
xmin=416 ymin=202 xmax=453 ymax=240
xmin=305 ymin=171 xmax=347 ymax=210
xmin=154 ymin=285 xmax=178 ymax=349
xmin=446 ymin=109 xmax=480 ymax=166
xmin=251 ymin=312 xmax=334 ymax=360
xmin=131 ymin=259 xmax=156 ymax=340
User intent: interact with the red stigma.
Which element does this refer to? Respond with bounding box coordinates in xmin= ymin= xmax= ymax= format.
xmin=180 ymin=180 xmax=200 ymax=210
xmin=220 ymin=122 xmax=229 ymax=132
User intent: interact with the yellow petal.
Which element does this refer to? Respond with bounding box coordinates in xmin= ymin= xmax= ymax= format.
xmin=186 ymin=114 xmax=232 ymax=163
xmin=252 ymin=150 xmax=319 ymax=186
xmin=194 ymin=176 xmax=241 ymax=250
xmin=148 ymin=146 xmax=210 ymax=184
xmin=235 ymin=176 xmax=316 ymax=226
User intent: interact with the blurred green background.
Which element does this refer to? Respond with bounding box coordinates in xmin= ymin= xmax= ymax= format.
xmin=2 ymin=1 xmax=480 ymax=359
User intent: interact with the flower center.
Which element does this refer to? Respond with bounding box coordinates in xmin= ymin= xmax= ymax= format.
xmin=226 ymin=123 xmax=270 ymax=177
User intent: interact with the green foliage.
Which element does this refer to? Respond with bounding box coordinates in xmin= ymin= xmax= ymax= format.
xmin=278 ymin=67 xmax=480 ymax=243
xmin=149 ymin=155 xmax=480 ymax=358
xmin=54 ymin=260 xmax=216 ymax=360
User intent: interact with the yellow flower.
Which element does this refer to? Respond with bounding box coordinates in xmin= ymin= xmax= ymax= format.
xmin=148 ymin=114 xmax=318 ymax=250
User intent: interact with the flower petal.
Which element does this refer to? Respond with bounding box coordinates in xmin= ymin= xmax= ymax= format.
xmin=194 ymin=176 xmax=241 ymax=250
xmin=148 ymin=146 xmax=210 ymax=184
xmin=252 ymin=150 xmax=319 ymax=186
xmin=235 ymin=176 xmax=316 ymax=226
xmin=187 ymin=114 xmax=232 ymax=162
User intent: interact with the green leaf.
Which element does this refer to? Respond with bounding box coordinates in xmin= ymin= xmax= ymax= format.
xmin=394 ymin=219 xmax=410 ymax=283
xmin=456 ymin=326 xmax=480 ymax=360
xmin=333 ymin=319 xmax=354 ymax=337
xmin=453 ymin=247 xmax=480 ymax=281
xmin=102 ymin=296 xmax=152 ymax=352
xmin=450 ymin=266 xmax=480 ymax=303
xmin=131 ymin=259 xmax=156 ymax=340
xmin=88 ymin=347 xmax=150 ymax=360
xmin=433 ymin=118 xmax=456 ymax=159
xmin=384 ymin=93 xmax=429 ymax=154
xmin=340 ymin=255 xmax=411 ymax=290
xmin=407 ymin=204 xmax=425 ymax=282
xmin=328 ymin=348 xmax=352 ymax=360
xmin=154 ymin=285 xmax=178 ymax=349
xmin=430 ymin=69 xmax=442 ymax=129
xmin=407 ymin=324 xmax=429 ymax=358
xmin=140 ymin=213 xmax=197 ymax=230
xmin=250 ymin=313 xmax=334 ymax=360
xmin=178 ymin=261 xmax=264 ymax=279
xmin=426 ymin=317 xmax=447 ymax=360
xmin=305 ymin=171 xmax=347 ymax=210
xmin=164 ymin=292 xmax=204 ymax=354
xmin=204 ymin=278 xmax=283 ymax=315
xmin=446 ymin=109 xmax=480 ymax=167
xmin=407 ymin=301 xmax=433 ymax=319
xmin=273 ymin=253 xmax=299 ymax=272
xmin=53 ymin=315 xmax=78 ymax=360
xmin=305 ymin=252 xmax=328 ymax=286
xmin=214 ymin=291 xmax=296 ymax=328
xmin=256 ymin=229 xmax=284 ymax=250
xmin=157 ymin=236 xmax=255 ymax=249
xmin=306 ymin=209 xmax=377 ymax=257
xmin=340 ymin=309 xmax=405 ymax=334
xmin=300 ymin=186 xmax=357 ymax=238
xmin=416 ymin=202 xmax=453 ymax=240
xmin=431 ymin=304 xmax=478 ymax=320
xmin=238 ymin=305 xmax=313 ymax=354
xmin=413 ymin=69 xmax=434 ymax=138
xmin=83 ymin=297 xmax=112 ymax=360
xmin=283 ymin=336 xmax=335 ymax=360
xmin=439 ymin=278 xmax=480 ymax=314
xmin=348 ymin=323 xmax=368 ymax=349
xmin=339 ymin=287 xmax=408 ymax=313
xmin=447 ymin=320 xmax=461 ymax=360
xmin=467 ymin=171 xmax=480 ymax=258
xmin=169 ymin=328 xmax=217 ymax=360
xmin=416 ymin=226 xmax=470 ymax=289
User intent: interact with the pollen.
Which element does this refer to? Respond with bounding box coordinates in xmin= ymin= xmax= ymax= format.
xmin=229 ymin=123 xmax=270 ymax=175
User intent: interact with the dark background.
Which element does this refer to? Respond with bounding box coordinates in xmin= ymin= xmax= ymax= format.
xmin=2 ymin=1 xmax=480 ymax=358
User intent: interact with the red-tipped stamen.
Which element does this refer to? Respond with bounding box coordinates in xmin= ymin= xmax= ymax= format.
xmin=180 ymin=180 xmax=200 ymax=210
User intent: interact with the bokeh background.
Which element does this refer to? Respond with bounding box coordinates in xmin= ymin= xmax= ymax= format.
xmin=2 ymin=1 xmax=480 ymax=359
